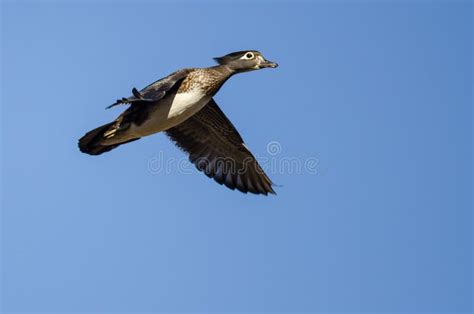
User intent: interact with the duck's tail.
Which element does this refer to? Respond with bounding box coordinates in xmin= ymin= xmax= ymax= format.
xmin=78 ymin=122 xmax=139 ymax=155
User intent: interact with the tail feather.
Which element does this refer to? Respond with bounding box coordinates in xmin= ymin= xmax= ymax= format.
xmin=78 ymin=122 xmax=139 ymax=155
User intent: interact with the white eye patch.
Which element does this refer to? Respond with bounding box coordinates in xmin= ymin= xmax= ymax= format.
xmin=241 ymin=52 xmax=255 ymax=60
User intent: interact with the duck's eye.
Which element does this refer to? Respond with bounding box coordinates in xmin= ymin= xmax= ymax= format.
xmin=245 ymin=52 xmax=254 ymax=59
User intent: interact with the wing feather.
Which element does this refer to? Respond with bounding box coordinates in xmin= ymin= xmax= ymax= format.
xmin=165 ymin=99 xmax=275 ymax=195
xmin=107 ymin=68 xmax=192 ymax=108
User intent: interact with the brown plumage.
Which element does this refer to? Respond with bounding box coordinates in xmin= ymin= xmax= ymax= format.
xmin=166 ymin=99 xmax=275 ymax=195
xmin=78 ymin=50 xmax=278 ymax=195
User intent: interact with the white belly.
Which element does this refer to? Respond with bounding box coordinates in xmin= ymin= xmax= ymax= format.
xmin=130 ymin=90 xmax=210 ymax=137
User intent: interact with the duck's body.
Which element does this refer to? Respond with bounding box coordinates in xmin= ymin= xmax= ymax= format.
xmin=127 ymin=90 xmax=211 ymax=139
xmin=79 ymin=51 xmax=278 ymax=195
xmin=101 ymin=66 xmax=231 ymax=145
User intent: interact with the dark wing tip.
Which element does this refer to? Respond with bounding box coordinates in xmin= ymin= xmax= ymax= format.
xmin=105 ymin=102 xmax=119 ymax=109
xmin=132 ymin=87 xmax=144 ymax=99
xmin=106 ymin=97 xmax=129 ymax=109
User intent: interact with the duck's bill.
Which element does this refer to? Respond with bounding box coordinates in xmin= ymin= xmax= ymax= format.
xmin=259 ymin=60 xmax=279 ymax=68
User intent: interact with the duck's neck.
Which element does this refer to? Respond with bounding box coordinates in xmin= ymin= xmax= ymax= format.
xmin=201 ymin=65 xmax=236 ymax=96
xmin=212 ymin=64 xmax=237 ymax=78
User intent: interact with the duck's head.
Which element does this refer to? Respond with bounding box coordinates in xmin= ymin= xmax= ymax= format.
xmin=214 ymin=50 xmax=278 ymax=73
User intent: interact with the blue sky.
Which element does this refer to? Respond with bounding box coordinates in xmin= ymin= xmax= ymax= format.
xmin=1 ymin=1 xmax=472 ymax=313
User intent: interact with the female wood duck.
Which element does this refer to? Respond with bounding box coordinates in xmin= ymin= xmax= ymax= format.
xmin=79 ymin=50 xmax=278 ymax=195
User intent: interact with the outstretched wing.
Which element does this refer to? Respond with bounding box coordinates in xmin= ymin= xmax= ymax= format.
xmin=165 ymin=99 xmax=275 ymax=195
xmin=107 ymin=68 xmax=192 ymax=108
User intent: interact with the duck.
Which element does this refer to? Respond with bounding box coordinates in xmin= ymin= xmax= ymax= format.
xmin=78 ymin=50 xmax=278 ymax=195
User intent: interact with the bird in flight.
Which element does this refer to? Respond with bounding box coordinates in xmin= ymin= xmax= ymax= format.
xmin=79 ymin=50 xmax=278 ymax=195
